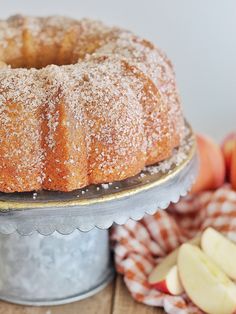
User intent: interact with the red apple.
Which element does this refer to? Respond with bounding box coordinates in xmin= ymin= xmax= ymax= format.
xmin=178 ymin=244 xmax=236 ymax=314
xmin=191 ymin=134 xmax=225 ymax=193
xmin=230 ymin=142 xmax=236 ymax=190
xmin=222 ymin=133 xmax=236 ymax=181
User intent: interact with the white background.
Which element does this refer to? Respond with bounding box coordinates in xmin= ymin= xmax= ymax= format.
xmin=0 ymin=0 xmax=235 ymax=141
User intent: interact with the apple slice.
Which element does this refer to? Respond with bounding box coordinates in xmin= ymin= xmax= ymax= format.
xmin=148 ymin=264 xmax=183 ymax=295
xmin=201 ymin=227 xmax=236 ymax=280
xmin=178 ymin=244 xmax=236 ymax=314
xmin=148 ymin=258 xmax=183 ymax=295
xmin=148 ymin=236 xmax=200 ymax=295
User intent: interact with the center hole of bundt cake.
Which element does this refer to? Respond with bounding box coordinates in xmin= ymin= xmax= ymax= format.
xmin=12 ymin=57 xmax=75 ymax=69
xmin=0 ymin=58 xmax=75 ymax=70
xmin=0 ymin=47 xmax=77 ymax=69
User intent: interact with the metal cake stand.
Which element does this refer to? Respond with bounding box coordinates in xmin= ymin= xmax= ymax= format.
xmin=0 ymin=123 xmax=198 ymax=306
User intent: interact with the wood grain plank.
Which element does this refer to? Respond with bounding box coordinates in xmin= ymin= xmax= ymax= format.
xmin=0 ymin=282 xmax=114 ymax=314
xmin=112 ymin=276 xmax=165 ymax=314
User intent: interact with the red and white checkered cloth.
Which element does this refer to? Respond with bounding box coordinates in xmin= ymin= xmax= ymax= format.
xmin=111 ymin=184 xmax=236 ymax=314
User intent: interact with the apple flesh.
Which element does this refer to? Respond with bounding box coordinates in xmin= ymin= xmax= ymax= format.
xmin=178 ymin=244 xmax=236 ymax=314
xmin=191 ymin=134 xmax=225 ymax=193
xmin=201 ymin=227 xmax=236 ymax=280
xmin=148 ymin=236 xmax=200 ymax=295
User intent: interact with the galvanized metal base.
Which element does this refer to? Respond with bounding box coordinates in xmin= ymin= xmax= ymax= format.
xmin=0 ymin=228 xmax=114 ymax=306
xmin=0 ymin=122 xmax=198 ymax=306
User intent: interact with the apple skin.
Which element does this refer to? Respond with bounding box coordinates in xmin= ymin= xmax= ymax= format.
xmin=230 ymin=142 xmax=236 ymax=190
xmin=178 ymin=244 xmax=236 ymax=314
xmin=201 ymin=227 xmax=236 ymax=280
xmin=191 ymin=134 xmax=225 ymax=194
xmin=221 ymin=133 xmax=236 ymax=181
xmin=151 ymin=278 xmax=170 ymax=294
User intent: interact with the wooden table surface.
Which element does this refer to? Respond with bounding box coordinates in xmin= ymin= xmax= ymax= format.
xmin=0 ymin=276 xmax=165 ymax=314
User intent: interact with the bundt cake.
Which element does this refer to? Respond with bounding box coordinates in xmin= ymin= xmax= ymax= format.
xmin=0 ymin=15 xmax=185 ymax=193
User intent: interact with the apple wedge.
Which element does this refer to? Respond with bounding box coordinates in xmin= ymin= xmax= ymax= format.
xmin=148 ymin=236 xmax=200 ymax=295
xmin=148 ymin=260 xmax=183 ymax=295
xmin=178 ymin=244 xmax=236 ymax=314
xmin=201 ymin=227 xmax=236 ymax=280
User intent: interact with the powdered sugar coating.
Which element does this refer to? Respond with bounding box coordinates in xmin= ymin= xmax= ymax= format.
xmin=0 ymin=15 xmax=185 ymax=192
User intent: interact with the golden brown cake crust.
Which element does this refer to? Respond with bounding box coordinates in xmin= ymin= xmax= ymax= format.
xmin=0 ymin=15 xmax=185 ymax=193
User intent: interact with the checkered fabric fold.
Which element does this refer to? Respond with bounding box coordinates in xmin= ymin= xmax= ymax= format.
xmin=111 ymin=184 xmax=236 ymax=314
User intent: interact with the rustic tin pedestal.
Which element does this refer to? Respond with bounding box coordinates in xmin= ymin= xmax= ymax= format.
xmin=0 ymin=123 xmax=198 ymax=306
